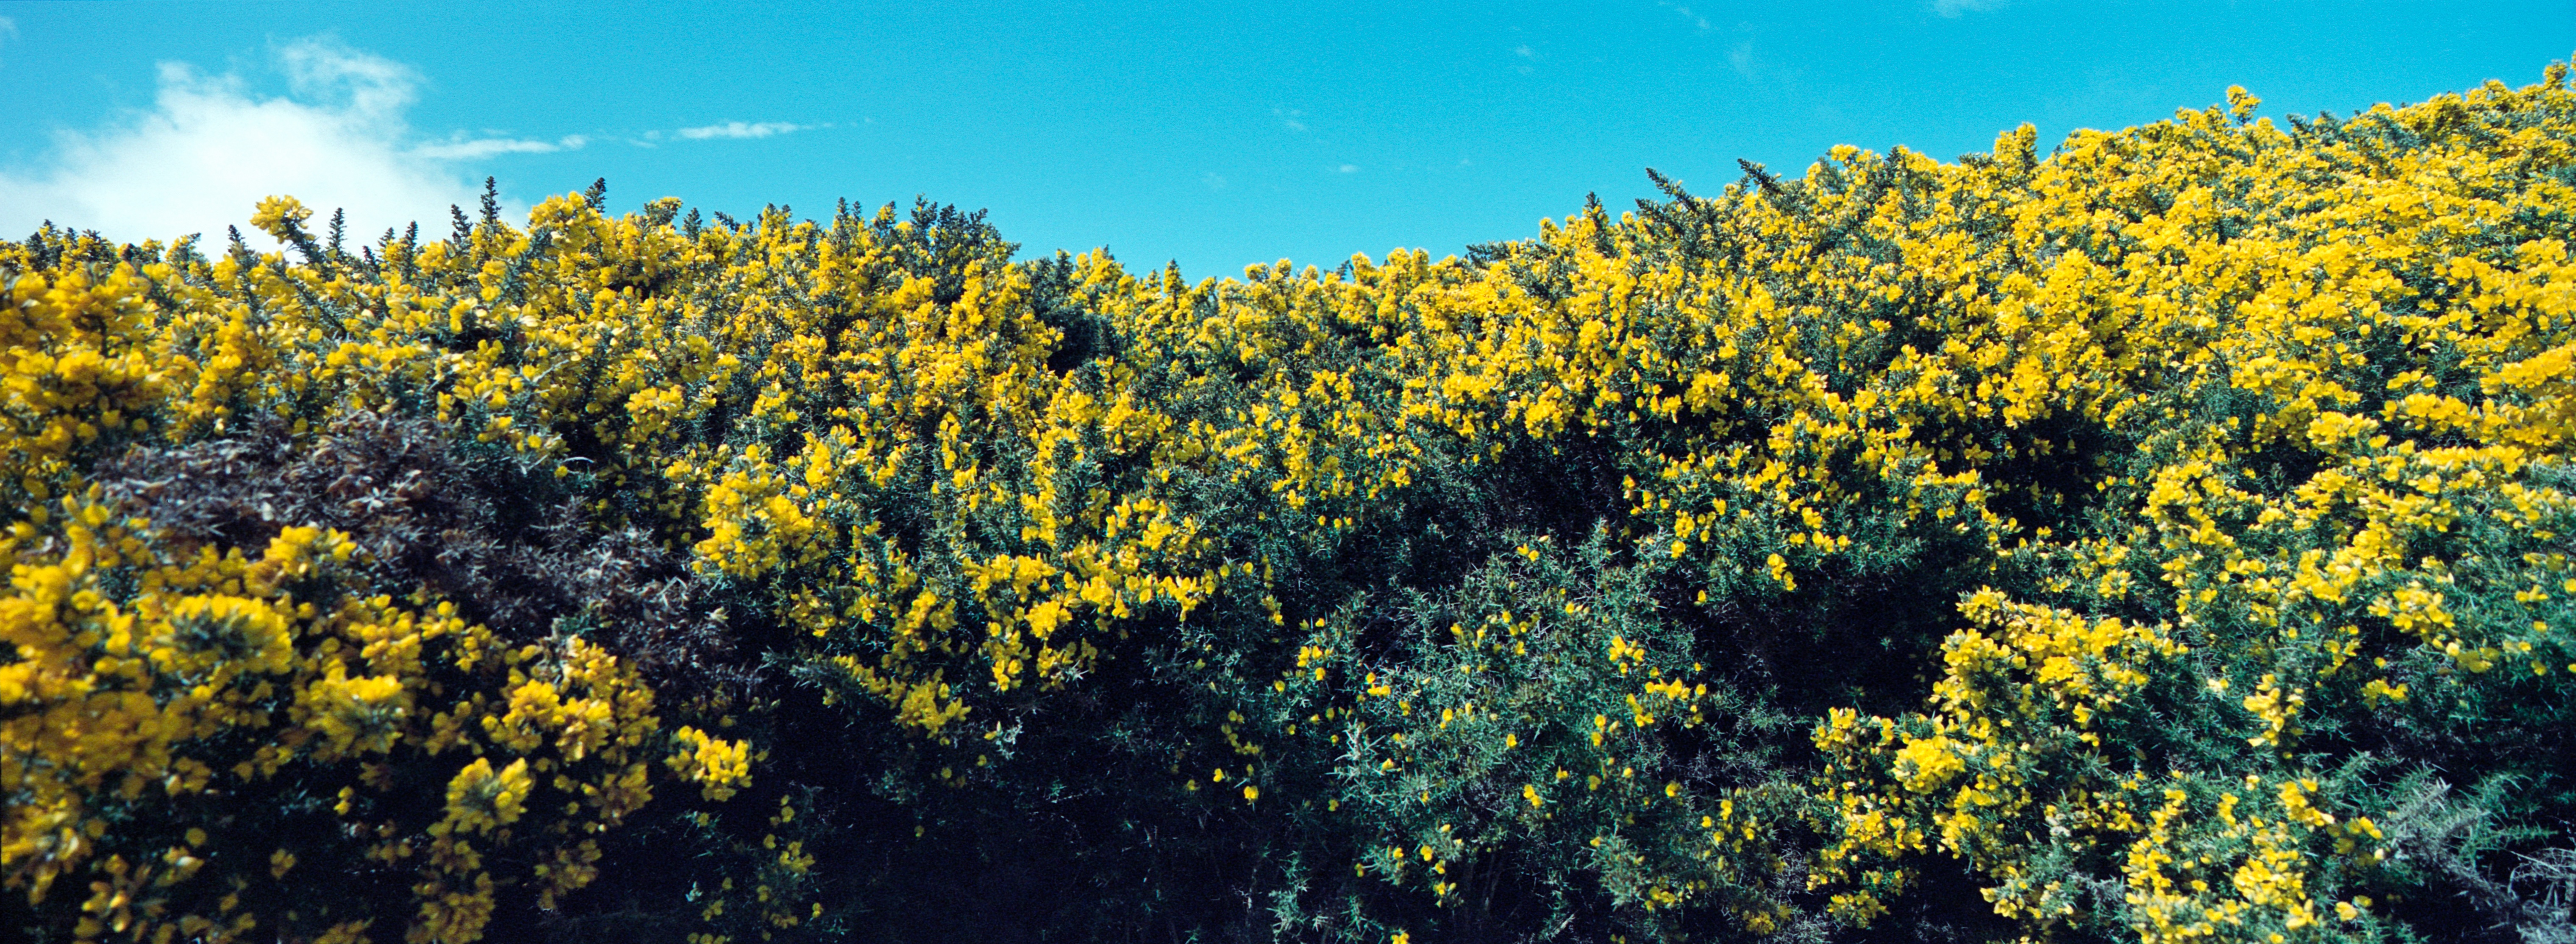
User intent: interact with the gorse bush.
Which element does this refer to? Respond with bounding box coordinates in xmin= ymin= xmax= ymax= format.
xmin=7 ymin=63 xmax=2576 ymax=944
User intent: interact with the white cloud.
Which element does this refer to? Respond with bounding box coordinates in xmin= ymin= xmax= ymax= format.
xmin=1336 ymin=164 xmax=1359 ymax=174
xmin=1931 ymin=0 xmax=2008 ymax=16
xmin=1656 ymin=2 xmax=1712 ymax=31
xmin=1513 ymin=44 xmax=1535 ymax=58
xmin=1273 ymin=108 xmax=1307 ymax=133
xmin=1728 ymin=40 xmax=1758 ymax=79
xmin=0 ymin=37 xmax=524 ymax=246
xmin=413 ymin=134 xmax=589 ymax=160
xmin=1201 ymin=172 xmax=1227 ymax=190
xmin=675 ymin=120 xmax=817 ymax=140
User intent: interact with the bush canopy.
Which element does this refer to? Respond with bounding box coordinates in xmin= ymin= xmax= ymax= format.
xmin=7 ymin=65 xmax=2576 ymax=944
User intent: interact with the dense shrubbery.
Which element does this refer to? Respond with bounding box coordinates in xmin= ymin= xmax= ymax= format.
xmin=8 ymin=63 xmax=2576 ymax=944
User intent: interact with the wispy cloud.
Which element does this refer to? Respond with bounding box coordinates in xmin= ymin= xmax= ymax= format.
xmin=1336 ymin=164 xmax=1359 ymax=174
xmin=1512 ymin=44 xmax=1536 ymax=58
xmin=675 ymin=120 xmax=819 ymax=140
xmin=1656 ymin=2 xmax=1712 ymax=31
xmin=413 ymin=134 xmax=588 ymax=160
xmin=1728 ymin=40 xmax=1758 ymax=79
xmin=0 ymin=36 xmax=506 ymax=245
xmin=1931 ymin=0 xmax=2008 ymax=17
xmin=1202 ymin=172 xmax=1227 ymax=190
xmin=1274 ymin=108 xmax=1307 ymax=133
xmin=0 ymin=17 xmax=19 ymax=67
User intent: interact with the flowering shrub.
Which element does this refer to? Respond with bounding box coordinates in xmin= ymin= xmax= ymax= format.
xmin=1 ymin=199 xmax=756 ymax=943
xmin=8 ymin=63 xmax=2576 ymax=944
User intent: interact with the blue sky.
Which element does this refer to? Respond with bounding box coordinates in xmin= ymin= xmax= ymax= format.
xmin=0 ymin=1 xmax=2565 ymax=277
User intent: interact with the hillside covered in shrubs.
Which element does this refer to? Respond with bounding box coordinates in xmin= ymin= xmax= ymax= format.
xmin=7 ymin=64 xmax=2576 ymax=944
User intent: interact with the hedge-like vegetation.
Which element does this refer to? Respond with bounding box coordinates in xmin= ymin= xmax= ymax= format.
xmin=7 ymin=64 xmax=2575 ymax=944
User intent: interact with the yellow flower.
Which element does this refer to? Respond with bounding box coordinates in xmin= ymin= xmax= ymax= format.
xmin=668 ymin=726 xmax=754 ymax=801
